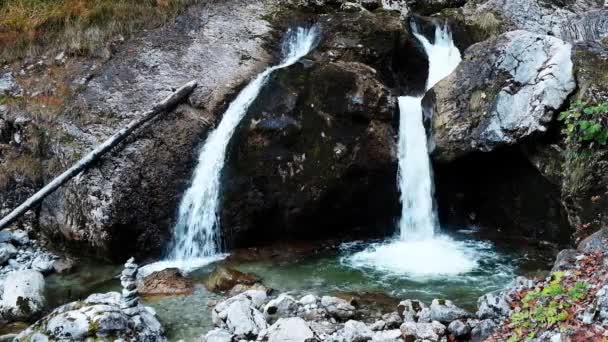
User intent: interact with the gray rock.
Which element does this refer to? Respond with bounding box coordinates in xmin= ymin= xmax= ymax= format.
xmin=448 ymin=320 xmax=470 ymax=338
xmin=0 ymin=230 xmax=12 ymax=243
xmin=382 ymin=312 xmax=403 ymax=327
xmin=371 ymin=329 xmax=402 ymax=341
xmin=476 ymin=291 xmax=511 ymax=320
xmin=400 ymin=321 xmax=446 ymax=342
xmin=0 ymin=243 xmax=17 ymax=264
xmin=578 ymin=227 xmax=608 ymax=253
xmin=31 ymin=255 xmax=55 ymax=274
xmin=429 ymin=30 xmax=576 ymax=162
xmin=417 ymin=307 xmax=432 ymax=323
xmin=224 ymin=299 xmax=267 ymax=338
xmin=299 ymin=294 xmax=320 ymax=306
xmin=15 ymin=293 xmax=166 ymax=341
xmin=0 ymin=270 xmax=45 ymax=321
xmin=268 ymin=317 xmax=315 ymax=342
xmin=10 ymin=230 xmax=29 ymax=246
xmin=596 ymin=285 xmax=608 ymax=324
xmin=342 ymin=320 xmax=373 ymax=342
xmin=552 ymin=249 xmax=578 ymax=272
xmin=202 ymin=328 xmax=233 ymax=342
xmin=429 ymin=299 xmax=471 ymax=323
xmin=321 ymin=296 xmax=356 ymax=321
xmin=0 ymin=72 xmax=21 ymax=96
xmin=264 ymin=294 xmax=301 ymax=323
xmin=470 ymin=319 xmax=497 ymax=341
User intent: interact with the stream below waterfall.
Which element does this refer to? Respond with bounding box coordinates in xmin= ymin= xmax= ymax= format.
xmin=43 ymin=230 xmax=557 ymax=341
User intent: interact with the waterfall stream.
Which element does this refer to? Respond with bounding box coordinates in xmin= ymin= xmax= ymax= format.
xmin=345 ymin=23 xmax=484 ymax=277
xmin=166 ymin=26 xmax=320 ymax=262
xmin=398 ymin=25 xmax=461 ymax=240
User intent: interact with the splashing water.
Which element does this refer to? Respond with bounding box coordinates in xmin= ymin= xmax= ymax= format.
xmin=344 ymin=23 xmax=493 ymax=277
xmin=166 ymin=26 xmax=320 ymax=261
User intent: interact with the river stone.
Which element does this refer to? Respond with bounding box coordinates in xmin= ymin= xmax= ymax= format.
xmin=299 ymin=294 xmax=320 ymax=306
xmin=476 ymin=291 xmax=511 ymax=320
xmin=400 ymin=321 xmax=446 ymax=341
xmin=470 ymin=319 xmax=498 ymax=341
xmin=138 ymin=268 xmax=194 ymax=295
xmin=264 ymin=294 xmax=301 ymax=323
xmin=341 ymin=320 xmax=373 ymax=342
xmin=448 ymin=320 xmax=470 ymax=338
xmin=268 ymin=317 xmax=315 ymax=342
xmin=224 ymin=300 xmax=267 ymax=338
xmin=372 ymin=329 xmax=402 ymax=341
xmin=202 ymin=328 xmax=233 ymax=342
xmin=428 ymin=30 xmax=576 ymax=162
xmin=321 ymin=296 xmax=356 ymax=321
xmin=0 ymin=243 xmax=17 ymax=264
xmin=0 ymin=270 xmax=45 ymax=321
xmin=429 ymin=299 xmax=471 ymax=323
xmin=204 ymin=266 xmax=259 ymax=293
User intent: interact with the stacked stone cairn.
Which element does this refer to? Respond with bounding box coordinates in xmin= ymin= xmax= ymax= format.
xmin=120 ymin=257 xmax=140 ymax=317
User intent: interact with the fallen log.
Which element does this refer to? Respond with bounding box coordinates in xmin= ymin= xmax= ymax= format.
xmin=0 ymin=80 xmax=198 ymax=230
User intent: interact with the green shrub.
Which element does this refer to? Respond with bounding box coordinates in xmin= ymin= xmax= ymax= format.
xmin=558 ymin=101 xmax=608 ymax=148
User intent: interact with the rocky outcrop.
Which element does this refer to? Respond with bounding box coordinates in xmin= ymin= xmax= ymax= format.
xmin=36 ymin=0 xmax=279 ymax=260
xmin=15 ymin=259 xmax=166 ymax=341
xmin=221 ymin=8 xmax=419 ymax=247
xmin=459 ymin=0 xmax=607 ymax=43
xmin=428 ymin=30 xmax=576 ymax=162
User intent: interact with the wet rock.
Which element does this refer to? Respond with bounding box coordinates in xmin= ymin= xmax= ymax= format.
xmin=51 ymin=258 xmax=75 ymax=274
xmin=264 ymin=294 xmax=301 ymax=323
xmin=448 ymin=320 xmax=470 ymax=338
xmin=138 ymin=268 xmax=194 ymax=296
xmin=400 ymin=321 xmax=446 ymax=341
xmin=10 ymin=230 xmax=29 ymax=246
xmin=15 ymin=291 xmax=166 ymax=341
xmin=321 ymin=296 xmax=356 ymax=321
xmin=429 ymin=30 xmax=576 ymax=162
xmin=470 ymin=318 xmax=497 ymax=341
xmin=552 ymin=249 xmax=579 ymax=272
xmin=268 ymin=317 xmax=315 ymax=342
xmin=0 ymin=243 xmax=17 ymax=264
xmin=0 ymin=270 xmax=45 ymax=321
xmin=228 ymin=283 xmax=269 ymax=297
xmin=429 ymin=299 xmax=472 ymax=323
xmin=30 ymin=255 xmax=54 ymax=274
xmin=204 ymin=266 xmax=259 ymax=293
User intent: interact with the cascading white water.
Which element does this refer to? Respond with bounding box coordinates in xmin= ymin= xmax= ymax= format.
xmin=167 ymin=26 xmax=320 ymax=261
xmin=398 ymin=25 xmax=461 ymax=240
xmin=346 ymin=23 xmax=482 ymax=277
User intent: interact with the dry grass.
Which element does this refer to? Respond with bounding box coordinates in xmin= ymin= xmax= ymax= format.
xmin=0 ymin=0 xmax=199 ymax=61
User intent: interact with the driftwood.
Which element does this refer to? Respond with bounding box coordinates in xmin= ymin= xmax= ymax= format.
xmin=0 ymin=81 xmax=198 ymax=230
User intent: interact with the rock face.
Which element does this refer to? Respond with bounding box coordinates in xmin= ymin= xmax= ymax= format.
xmin=221 ymin=9 xmax=421 ymax=247
xmin=0 ymin=270 xmax=45 ymax=321
xmin=429 ymin=30 xmax=576 ymax=162
xmin=38 ymin=0 xmax=277 ymax=260
xmin=459 ymin=0 xmax=607 ymax=43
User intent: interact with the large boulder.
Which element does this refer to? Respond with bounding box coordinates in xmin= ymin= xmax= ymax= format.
xmin=212 ymin=290 xmax=269 ymax=338
xmin=429 ymin=299 xmax=471 ymax=323
xmin=428 ymin=30 xmax=576 ymax=162
xmin=320 ymin=296 xmax=356 ymax=321
xmin=0 ymin=270 xmax=45 ymax=321
xmin=14 ymin=292 xmax=166 ymax=341
xmin=37 ymin=0 xmax=275 ymax=261
xmin=203 ymin=266 xmax=259 ymax=293
xmin=137 ymin=268 xmax=194 ymax=296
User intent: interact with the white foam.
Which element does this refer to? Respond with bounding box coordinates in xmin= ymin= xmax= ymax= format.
xmin=345 ymin=236 xmax=478 ymax=278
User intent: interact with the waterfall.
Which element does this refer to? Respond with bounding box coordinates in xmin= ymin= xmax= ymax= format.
xmin=398 ymin=24 xmax=461 ymax=241
xmin=345 ymin=23 xmax=478 ymax=277
xmin=167 ymin=26 xmax=320 ymax=261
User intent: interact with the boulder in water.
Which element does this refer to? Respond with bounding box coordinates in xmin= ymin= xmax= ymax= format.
xmin=137 ymin=268 xmax=194 ymax=296
xmin=203 ymin=266 xmax=259 ymax=293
